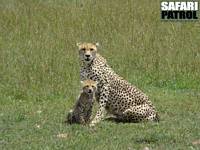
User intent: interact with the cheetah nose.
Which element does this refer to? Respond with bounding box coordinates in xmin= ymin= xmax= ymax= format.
xmin=88 ymin=89 xmax=92 ymax=93
xmin=85 ymin=54 xmax=90 ymax=57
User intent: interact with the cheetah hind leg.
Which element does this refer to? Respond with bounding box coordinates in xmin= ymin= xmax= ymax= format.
xmin=147 ymin=111 xmax=160 ymax=122
xmin=122 ymin=104 xmax=157 ymax=122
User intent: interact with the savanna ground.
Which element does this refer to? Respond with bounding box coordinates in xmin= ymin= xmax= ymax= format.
xmin=0 ymin=0 xmax=200 ymax=149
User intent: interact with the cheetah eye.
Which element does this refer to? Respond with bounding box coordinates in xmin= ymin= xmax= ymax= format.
xmin=81 ymin=48 xmax=86 ymax=51
xmin=92 ymin=85 xmax=97 ymax=90
xmin=90 ymin=48 xmax=94 ymax=51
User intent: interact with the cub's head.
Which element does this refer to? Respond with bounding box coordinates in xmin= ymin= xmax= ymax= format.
xmin=81 ymin=79 xmax=98 ymax=95
xmin=77 ymin=42 xmax=99 ymax=63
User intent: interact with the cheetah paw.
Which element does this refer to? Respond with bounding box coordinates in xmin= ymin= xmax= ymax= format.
xmin=89 ymin=122 xmax=96 ymax=127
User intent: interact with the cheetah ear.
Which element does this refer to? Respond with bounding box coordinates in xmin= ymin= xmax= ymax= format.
xmin=95 ymin=42 xmax=99 ymax=47
xmin=80 ymin=81 xmax=84 ymax=86
xmin=77 ymin=42 xmax=81 ymax=47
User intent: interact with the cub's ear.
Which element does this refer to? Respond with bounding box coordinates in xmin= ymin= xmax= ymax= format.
xmin=76 ymin=42 xmax=81 ymax=47
xmin=80 ymin=81 xmax=84 ymax=85
xmin=80 ymin=81 xmax=86 ymax=87
xmin=95 ymin=42 xmax=99 ymax=47
xmin=95 ymin=80 xmax=98 ymax=85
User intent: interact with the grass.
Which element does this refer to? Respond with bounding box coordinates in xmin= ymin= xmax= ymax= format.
xmin=0 ymin=0 xmax=200 ymax=149
xmin=1 ymin=89 xmax=200 ymax=150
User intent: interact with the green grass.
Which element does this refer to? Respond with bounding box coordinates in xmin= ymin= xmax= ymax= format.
xmin=0 ymin=0 xmax=200 ymax=149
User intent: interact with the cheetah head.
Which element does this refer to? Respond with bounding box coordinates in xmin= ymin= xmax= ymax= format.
xmin=81 ymin=79 xmax=98 ymax=96
xmin=77 ymin=42 xmax=99 ymax=64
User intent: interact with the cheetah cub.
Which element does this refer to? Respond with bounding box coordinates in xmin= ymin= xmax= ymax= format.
xmin=67 ymin=79 xmax=97 ymax=124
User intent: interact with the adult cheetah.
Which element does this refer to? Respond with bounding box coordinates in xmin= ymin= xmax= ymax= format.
xmin=77 ymin=42 xmax=159 ymax=126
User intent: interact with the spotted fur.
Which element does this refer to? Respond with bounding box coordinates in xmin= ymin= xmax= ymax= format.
xmin=77 ymin=42 xmax=159 ymax=126
xmin=67 ymin=79 xmax=97 ymax=124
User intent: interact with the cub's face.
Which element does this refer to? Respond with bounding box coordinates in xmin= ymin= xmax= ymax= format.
xmin=81 ymin=79 xmax=97 ymax=95
xmin=77 ymin=42 xmax=99 ymax=63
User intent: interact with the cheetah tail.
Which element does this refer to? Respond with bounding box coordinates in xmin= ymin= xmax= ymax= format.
xmin=64 ymin=110 xmax=73 ymax=124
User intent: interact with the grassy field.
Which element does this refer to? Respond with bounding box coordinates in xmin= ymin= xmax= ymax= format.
xmin=0 ymin=0 xmax=200 ymax=149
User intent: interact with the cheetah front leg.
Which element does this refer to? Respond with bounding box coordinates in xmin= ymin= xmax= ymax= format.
xmin=90 ymin=84 xmax=109 ymax=127
xmin=79 ymin=115 xmax=86 ymax=124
